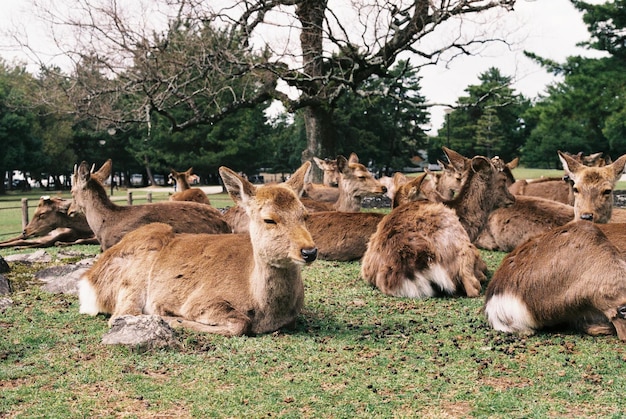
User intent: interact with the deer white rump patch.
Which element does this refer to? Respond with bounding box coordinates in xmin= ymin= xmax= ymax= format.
xmin=394 ymin=264 xmax=455 ymax=298
xmin=78 ymin=278 xmax=100 ymax=316
xmin=485 ymin=293 xmax=538 ymax=334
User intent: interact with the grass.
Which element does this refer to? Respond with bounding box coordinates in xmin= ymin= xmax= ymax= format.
xmin=1 ymin=246 xmax=626 ymax=418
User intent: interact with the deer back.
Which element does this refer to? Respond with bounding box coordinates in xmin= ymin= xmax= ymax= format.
xmin=559 ymin=151 xmax=626 ymax=223
xmin=72 ymin=161 xmax=230 ymax=250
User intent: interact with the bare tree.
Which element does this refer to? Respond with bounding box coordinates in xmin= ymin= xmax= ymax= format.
xmin=20 ymin=0 xmax=516 ymax=180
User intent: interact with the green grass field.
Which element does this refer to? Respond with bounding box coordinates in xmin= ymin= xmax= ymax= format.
xmin=1 ymin=167 xmax=626 ymax=417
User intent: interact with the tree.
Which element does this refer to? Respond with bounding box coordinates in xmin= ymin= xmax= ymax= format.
xmin=520 ymin=0 xmax=626 ymax=166
xmin=27 ymin=0 xmax=516 ymax=180
xmin=434 ymin=67 xmax=530 ymax=161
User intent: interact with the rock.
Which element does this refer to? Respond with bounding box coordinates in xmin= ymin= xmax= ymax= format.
xmin=0 ymin=274 xmax=11 ymax=295
xmin=4 ymin=250 xmax=52 ymax=264
xmin=0 ymin=297 xmax=13 ymax=312
xmin=101 ymin=315 xmax=178 ymax=350
xmin=0 ymin=256 xmax=9 ymax=273
xmin=35 ymin=260 xmax=95 ymax=295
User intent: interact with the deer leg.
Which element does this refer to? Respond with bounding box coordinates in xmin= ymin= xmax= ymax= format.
xmin=170 ymin=299 xmax=252 ymax=336
xmin=162 ymin=316 xmax=251 ymax=337
xmin=458 ymin=245 xmax=482 ymax=297
xmin=611 ymin=305 xmax=626 ymax=341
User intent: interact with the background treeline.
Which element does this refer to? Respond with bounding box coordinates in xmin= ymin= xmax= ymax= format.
xmin=0 ymin=1 xmax=624 ymax=192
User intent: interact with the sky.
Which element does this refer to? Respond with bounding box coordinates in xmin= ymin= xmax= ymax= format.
xmin=0 ymin=0 xmax=605 ymax=133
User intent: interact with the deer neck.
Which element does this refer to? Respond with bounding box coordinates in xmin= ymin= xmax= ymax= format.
xmin=177 ymin=178 xmax=191 ymax=191
xmin=334 ymin=182 xmax=361 ymax=212
xmin=249 ymin=255 xmax=304 ymax=330
xmin=80 ymin=180 xmax=119 ymax=234
xmin=447 ymin=172 xmax=491 ymax=242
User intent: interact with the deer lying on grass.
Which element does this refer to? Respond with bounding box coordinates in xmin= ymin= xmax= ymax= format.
xmin=223 ymin=154 xmax=386 ymax=232
xmin=0 ymin=196 xmax=97 ymax=248
xmin=508 ymin=151 xmax=609 ymax=205
xmin=305 ymin=211 xmax=386 ymax=261
xmin=559 ymin=150 xmax=626 ymax=223
xmin=361 ymin=156 xmax=514 ymax=299
xmin=302 ymin=156 xmax=342 ymax=203
xmin=78 ymin=162 xmax=318 ymax=336
xmin=485 ymin=221 xmax=626 ymax=341
xmin=169 ymin=167 xmax=211 ymax=205
xmin=71 ymin=161 xmax=231 ymax=250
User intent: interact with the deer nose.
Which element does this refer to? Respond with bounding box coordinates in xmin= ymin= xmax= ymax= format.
xmin=21 ymin=230 xmax=27 ymax=238
xmin=301 ymin=247 xmax=318 ymax=263
xmin=580 ymin=213 xmax=594 ymax=221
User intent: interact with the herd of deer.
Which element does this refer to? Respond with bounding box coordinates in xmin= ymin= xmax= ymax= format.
xmin=3 ymin=148 xmax=626 ymax=341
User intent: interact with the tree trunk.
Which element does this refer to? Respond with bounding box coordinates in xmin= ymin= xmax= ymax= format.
xmin=296 ymin=0 xmax=331 ymax=183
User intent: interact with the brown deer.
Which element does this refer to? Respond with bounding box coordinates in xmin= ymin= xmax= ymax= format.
xmin=305 ymin=211 xmax=386 ymax=261
xmin=484 ymin=220 xmax=626 ymax=341
xmin=169 ymin=167 xmax=211 ymax=205
xmin=361 ymin=156 xmax=514 ymax=299
xmin=559 ymin=150 xmax=626 ymax=223
xmin=301 ymin=156 xmax=343 ymax=202
xmin=78 ymin=162 xmax=318 ymax=336
xmin=508 ymin=151 xmax=609 ymax=205
xmin=71 ymin=160 xmax=231 ymax=250
xmin=0 ymin=196 xmax=98 ymax=248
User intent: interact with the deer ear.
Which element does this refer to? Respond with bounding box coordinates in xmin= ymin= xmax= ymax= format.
xmin=284 ymin=161 xmax=311 ymax=196
xmin=442 ymin=147 xmax=468 ymax=171
xmin=313 ymin=157 xmax=324 ymax=170
xmin=219 ymin=167 xmax=255 ymax=206
xmin=336 ymin=155 xmax=349 ymax=173
xmin=558 ymin=150 xmax=583 ymax=179
xmin=77 ymin=162 xmax=92 ymax=182
xmin=508 ymin=157 xmax=520 ymax=170
xmin=610 ymin=154 xmax=626 ymax=182
xmin=348 ymin=153 xmax=359 ymax=164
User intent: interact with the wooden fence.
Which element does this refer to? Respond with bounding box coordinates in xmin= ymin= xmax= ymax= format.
xmin=0 ymin=192 xmax=158 ymax=240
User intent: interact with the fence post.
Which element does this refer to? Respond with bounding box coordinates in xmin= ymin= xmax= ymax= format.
xmin=21 ymin=198 xmax=29 ymax=230
xmin=127 ymin=191 xmax=133 ymax=205
xmin=147 ymin=192 xmax=152 ymax=203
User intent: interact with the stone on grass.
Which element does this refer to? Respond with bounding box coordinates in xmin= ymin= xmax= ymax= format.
xmin=102 ymin=315 xmax=177 ymax=350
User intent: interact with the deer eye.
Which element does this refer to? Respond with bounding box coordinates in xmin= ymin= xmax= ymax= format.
xmin=264 ymin=219 xmax=277 ymax=225
xmin=573 ymin=187 xmax=579 ymax=194
xmin=603 ymin=189 xmax=612 ymax=196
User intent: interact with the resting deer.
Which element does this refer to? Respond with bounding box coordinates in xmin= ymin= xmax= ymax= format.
xmin=78 ymin=162 xmax=318 ymax=336
xmin=559 ymin=150 xmax=626 ymax=223
xmin=71 ymin=160 xmax=231 ymax=250
xmin=485 ymin=220 xmax=626 ymax=341
xmin=361 ymin=156 xmax=514 ymax=299
xmin=509 ymin=151 xmax=609 ymax=205
xmin=0 ymin=196 xmax=97 ymax=248
xmin=305 ymin=211 xmax=386 ymax=261
xmin=169 ymin=167 xmax=211 ymax=205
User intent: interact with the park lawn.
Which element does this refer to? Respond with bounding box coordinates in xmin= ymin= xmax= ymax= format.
xmin=0 ymin=244 xmax=625 ymax=417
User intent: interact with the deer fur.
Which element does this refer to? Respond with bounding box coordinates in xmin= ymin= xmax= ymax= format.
xmin=71 ymin=160 xmax=231 ymax=250
xmin=169 ymin=167 xmax=211 ymax=205
xmin=305 ymin=211 xmax=386 ymax=261
xmin=78 ymin=162 xmax=317 ymax=336
xmin=559 ymin=150 xmax=626 ymax=223
xmin=485 ymin=221 xmax=626 ymax=341
xmin=0 ymin=196 xmax=97 ymax=248
xmin=301 ymin=156 xmax=343 ymax=202
xmin=361 ymin=156 xmax=514 ymax=299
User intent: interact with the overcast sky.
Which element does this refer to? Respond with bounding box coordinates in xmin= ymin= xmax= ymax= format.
xmin=0 ymin=0 xmax=605 ymax=133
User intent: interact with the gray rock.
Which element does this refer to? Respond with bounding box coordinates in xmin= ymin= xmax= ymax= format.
xmin=35 ymin=259 xmax=94 ymax=295
xmin=0 ymin=297 xmax=13 ymax=312
xmin=101 ymin=315 xmax=177 ymax=350
xmin=0 ymin=256 xmax=9 ymax=273
xmin=4 ymin=250 xmax=52 ymax=264
xmin=0 ymin=274 xmax=11 ymax=295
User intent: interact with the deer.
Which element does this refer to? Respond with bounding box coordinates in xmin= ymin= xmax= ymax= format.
xmin=223 ymin=153 xmax=386 ymax=233
xmin=558 ymin=150 xmax=626 ymax=223
xmin=508 ymin=151 xmax=609 ymax=205
xmin=301 ymin=156 xmax=342 ymax=203
xmin=78 ymin=162 xmax=318 ymax=336
xmin=0 ymin=196 xmax=98 ymax=248
xmin=71 ymin=160 xmax=231 ymax=250
xmin=361 ymin=155 xmax=515 ymax=299
xmin=484 ymin=220 xmax=626 ymax=341
xmin=169 ymin=167 xmax=211 ymax=205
